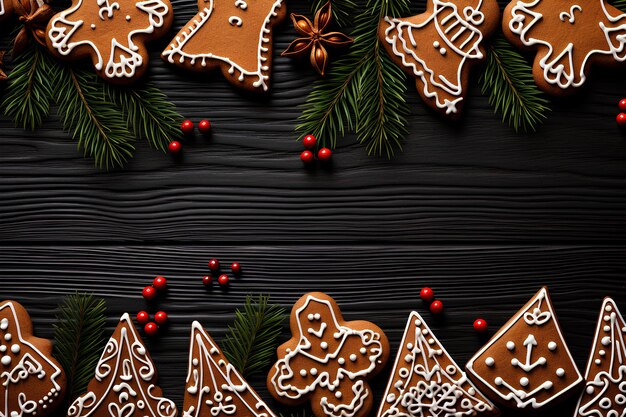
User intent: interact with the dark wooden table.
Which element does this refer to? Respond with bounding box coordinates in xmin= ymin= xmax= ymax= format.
xmin=1 ymin=1 xmax=626 ymax=416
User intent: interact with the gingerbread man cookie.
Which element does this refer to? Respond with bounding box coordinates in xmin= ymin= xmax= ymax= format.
xmin=466 ymin=287 xmax=582 ymax=410
xmin=67 ymin=313 xmax=177 ymax=417
xmin=502 ymin=0 xmax=626 ymax=95
xmin=378 ymin=0 xmax=500 ymax=117
xmin=184 ymin=321 xmax=278 ymax=417
xmin=0 ymin=300 xmax=66 ymax=417
xmin=161 ymin=0 xmax=286 ymax=92
xmin=46 ymin=0 xmax=173 ymax=84
xmin=378 ymin=311 xmax=499 ymax=417
xmin=574 ymin=297 xmax=626 ymax=417
xmin=267 ymin=292 xmax=389 ymax=417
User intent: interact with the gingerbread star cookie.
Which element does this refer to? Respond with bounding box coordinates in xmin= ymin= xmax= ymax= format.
xmin=0 ymin=300 xmax=67 ymax=417
xmin=46 ymin=0 xmax=173 ymax=84
xmin=378 ymin=311 xmax=499 ymax=417
xmin=502 ymin=0 xmax=626 ymax=95
xmin=267 ymin=292 xmax=390 ymax=417
xmin=466 ymin=287 xmax=582 ymax=410
xmin=67 ymin=313 xmax=177 ymax=417
xmin=184 ymin=321 xmax=278 ymax=417
xmin=573 ymin=297 xmax=626 ymax=417
xmin=378 ymin=0 xmax=500 ymax=117
xmin=0 ymin=0 xmax=13 ymax=21
xmin=161 ymin=0 xmax=286 ymax=92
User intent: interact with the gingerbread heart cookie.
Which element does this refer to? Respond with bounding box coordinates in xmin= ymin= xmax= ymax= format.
xmin=67 ymin=313 xmax=177 ymax=417
xmin=502 ymin=0 xmax=626 ymax=95
xmin=0 ymin=300 xmax=66 ymax=417
xmin=378 ymin=0 xmax=500 ymax=117
xmin=466 ymin=287 xmax=582 ymax=410
xmin=267 ymin=292 xmax=389 ymax=417
xmin=161 ymin=0 xmax=286 ymax=92
xmin=46 ymin=0 xmax=173 ymax=84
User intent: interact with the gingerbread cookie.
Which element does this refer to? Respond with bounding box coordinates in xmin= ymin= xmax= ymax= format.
xmin=502 ymin=0 xmax=626 ymax=95
xmin=0 ymin=0 xmax=13 ymax=21
xmin=0 ymin=300 xmax=66 ymax=417
xmin=67 ymin=313 xmax=177 ymax=417
xmin=267 ymin=292 xmax=389 ymax=417
xmin=378 ymin=311 xmax=499 ymax=417
xmin=378 ymin=0 xmax=500 ymax=117
xmin=161 ymin=0 xmax=286 ymax=92
xmin=573 ymin=297 xmax=626 ymax=417
xmin=184 ymin=321 xmax=278 ymax=417
xmin=46 ymin=0 xmax=173 ymax=84
xmin=466 ymin=287 xmax=582 ymax=410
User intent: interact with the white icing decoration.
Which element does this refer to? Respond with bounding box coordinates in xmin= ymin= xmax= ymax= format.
xmin=360 ymin=348 xmax=367 ymax=354
xmin=5 ymin=333 xmax=11 ymax=342
xmin=485 ymin=357 xmax=495 ymax=367
xmin=10 ymin=345 xmax=19 ymax=354
xmin=559 ymin=4 xmax=582 ymax=23
xmin=520 ymin=377 xmax=529 ymax=387
xmin=507 ymin=341 xmax=515 ymax=351
xmin=228 ymin=16 xmax=243 ymax=27
xmin=0 ymin=319 xmax=8 ymax=330
xmin=556 ymin=368 xmax=565 ymax=377
xmin=349 ymin=354 xmax=357 ymax=362
xmin=1 ymin=356 xmax=10 ymax=366
xmin=234 ymin=0 xmax=247 ymax=8
xmin=321 ymin=342 xmax=329 ymax=350
xmin=601 ymin=336 xmax=611 ymax=346
xmin=548 ymin=341 xmax=557 ymax=351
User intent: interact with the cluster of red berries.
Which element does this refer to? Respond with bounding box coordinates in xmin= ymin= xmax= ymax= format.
xmin=420 ymin=286 xmax=488 ymax=332
xmin=168 ymin=119 xmax=212 ymax=155
xmin=142 ymin=275 xmax=168 ymax=300
xmin=139 ymin=276 xmax=170 ymax=336
xmin=203 ymin=259 xmax=241 ymax=288
xmin=300 ymin=135 xmax=332 ymax=164
xmin=617 ymin=99 xmax=626 ymax=126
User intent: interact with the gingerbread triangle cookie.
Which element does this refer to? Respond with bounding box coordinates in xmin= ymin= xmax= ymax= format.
xmin=67 ymin=313 xmax=177 ymax=417
xmin=466 ymin=287 xmax=582 ymax=410
xmin=573 ymin=297 xmax=626 ymax=417
xmin=378 ymin=311 xmax=499 ymax=417
xmin=0 ymin=300 xmax=66 ymax=417
xmin=183 ymin=321 xmax=278 ymax=417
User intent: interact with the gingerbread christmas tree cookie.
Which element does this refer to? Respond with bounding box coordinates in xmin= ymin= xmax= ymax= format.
xmin=67 ymin=313 xmax=177 ymax=417
xmin=466 ymin=287 xmax=582 ymax=410
xmin=378 ymin=311 xmax=499 ymax=417
xmin=573 ymin=297 xmax=626 ymax=417
xmin=183 ymin=321 xmax=278 ymax=417
xmin=267 ymin=292 xmax=389 ymax=417
xmin=0 ymin=300 xmax=66 ymax=417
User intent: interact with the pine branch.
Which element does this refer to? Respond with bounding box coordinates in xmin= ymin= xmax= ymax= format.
xmin=105 ymin=84 xmax=183 ymax=152
xmin=480 ymin=34 xmax=550 ymax=132
xmin=614 ymin=0 xmax=626 ymax=11
xmin=311 ymin=0 xmax=357 ymax=27
xmin=222 ymin=295 xmax=285 ymax=377
xmin=53 ymin=293 xmax=107 ymax=401
xmin=53 ymin=65 xmax=135 ymax=169
xmin=1 ymin=44 xmax=55 ymax=130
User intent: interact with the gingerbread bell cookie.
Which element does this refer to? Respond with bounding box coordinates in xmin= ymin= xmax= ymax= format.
xmin=502 ymin=0 xmax=626 ymax=95
xmin=46 ymin=0 xmax=173 ymax=84
xmin=67 ymin=313 xmax=177 ymax=417
xmin=161 ymin=0 xmax=286 ymax=92
xmin=466 ymin=287 xmax=582 ymax=410
xmin=0 ymin=300 xmax=66 ymax=417
xmin=378 ymin=311 xmax=499 ymax=417
xmin=378 ymin=0 xmax=500 ymax=117
xmin=573 ymin=297 xmax=626 ymax=417
xmin=183 ymin=321 xmax=278 ymax=417
xmin=267 ymin=292 xmax=389 ymax=417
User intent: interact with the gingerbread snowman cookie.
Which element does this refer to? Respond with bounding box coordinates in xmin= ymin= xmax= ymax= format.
xmin=267 ymin=292 xmax=390 ymax=417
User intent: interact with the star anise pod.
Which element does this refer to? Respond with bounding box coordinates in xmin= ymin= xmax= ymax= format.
xmin=0 ymin=51 xmax=8 ymax=81
xmin=12 ymin=0 xmax=55 ymax=57
xmin=282 ymin=2 xmax=353 ymax=76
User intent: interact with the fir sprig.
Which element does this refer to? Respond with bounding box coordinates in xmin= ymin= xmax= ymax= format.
xmin=53 ymin=293 xmax=107 ymax=401
xmin=614 ymin=0 xmax=626 ymax=11
xmin=480 ymin=34 xmax=551 ymax=132
xmin=222 ymin=295 xmax=285 ymax=377
xmin=311 ymin=0 xmax=356 ymax=27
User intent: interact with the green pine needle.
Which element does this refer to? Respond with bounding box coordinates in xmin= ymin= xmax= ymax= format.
xmin=614 ymin=0 xmax=626 ymax=11
xmin=105 ymin=84 xmax=183 ymax=152
xmin=53 ymin=66 xmax=135 ymax=169
xmin=222 ymin=295 xmax=285 ymax=377
xmin=311 ymin=0 xmax=357 ymax=27
xmin=2 ymin=44 xmax=55 ymax=130
xmin=53 ymin=293 xmax=107 ymax=401
xmin=480 ymin=34 xmax=551 ymax=132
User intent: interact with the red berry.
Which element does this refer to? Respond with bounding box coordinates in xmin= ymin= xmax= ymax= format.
xmin=198 ymin=119 xmax=211 ymax=134
xmin=181 ymin=120 xmax=194 ymax=135
xmin=208 ymin=258 xmax=220 ymax=271
xmin=168 ymin=141 xmax=182 ymax=154
xmin=617 ymin=113 xmax=626 ymax=126
xmin=420 ymin=287 xmax=434 ymax=302
xmin=136 ymin=311 xmax=150 ymax=325
xmin=231 ymin=262 xmax=241 ymax=274
xmin=142 ymin=286 xmax=157 ymax=300
xmin=473 ymin=318 xmax=488 ymax=333
xmin=153 ymin=276 xmax=167 ymax=291
xmin=317 ymin=147 xmax=332 ymax=161
xmin=218 ymin=274 xmax=229 ymax=286
xmin=202 ymin=275 xmax=212 ymax=285
xmin=303 ymin=134 xmax=317 ymax=149
xmin=619 ymin=99 xmax=626 ymax=112
xmin=154 ymin=311 xmax=168 ymax=325
xmin=300 ymin=150 xmax=314 ymax=164
xmin=430 ymin=300 xmax=444 ymax=314
xmin=144 ymin=322 xmax=159 ymax=336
